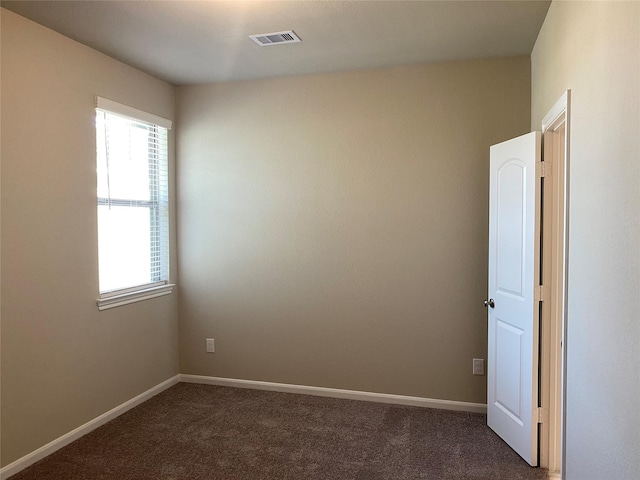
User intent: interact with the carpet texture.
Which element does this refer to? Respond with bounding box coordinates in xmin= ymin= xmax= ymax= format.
xmin=11 ymin=383 xmax=548 ymax=480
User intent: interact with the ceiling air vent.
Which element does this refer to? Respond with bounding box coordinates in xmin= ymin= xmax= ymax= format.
xmin=249 ymin=30 xmax=301 ymax=46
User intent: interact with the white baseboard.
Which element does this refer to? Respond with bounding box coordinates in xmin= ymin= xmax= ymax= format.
xmin=0 ymin=374 xmax=180 ymax=480
xmin=2 ymin=373 xmax=486 ymax=479
xmin=180 ymin=374 xmax=487 ymax=414
xmin=547 ymin=471 xmax=562 ymax=480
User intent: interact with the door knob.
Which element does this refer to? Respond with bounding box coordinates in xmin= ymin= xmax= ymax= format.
xmin=483 ymin=298 xmax=495 ymax=308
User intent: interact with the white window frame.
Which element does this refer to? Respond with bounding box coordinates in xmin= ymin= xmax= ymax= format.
xmin=95 ymin=97 xmax=174 ymax=311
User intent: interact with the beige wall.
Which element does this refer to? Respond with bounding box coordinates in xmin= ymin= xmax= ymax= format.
xmin=1 ymin=10 xmax=180 ymax=466
xmin=176 ymin=57 xmax=530 ymax=404
xmin=532 ymin=1 xmax=640 ymax=479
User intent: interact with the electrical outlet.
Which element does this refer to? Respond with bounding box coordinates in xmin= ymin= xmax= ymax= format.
xmin=206 ymin=338 xmax=215 ymax=353
xmin=473 ymin=358 xmax=485 ymax=376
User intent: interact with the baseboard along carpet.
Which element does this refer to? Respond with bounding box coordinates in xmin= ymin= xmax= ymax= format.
xmin=10 ymin=383 xmax=547 ymax=480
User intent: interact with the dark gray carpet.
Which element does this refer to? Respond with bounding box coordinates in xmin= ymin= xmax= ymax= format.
xmin=11 ymin=383 xmax=548 ymax=479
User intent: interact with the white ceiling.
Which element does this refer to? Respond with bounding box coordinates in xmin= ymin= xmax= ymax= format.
xmin=1 ymin=0 xmax=551 ymax=86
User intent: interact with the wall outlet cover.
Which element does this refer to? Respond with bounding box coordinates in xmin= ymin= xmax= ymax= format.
xmin=473 ymin=358 xmax=485 ymax=376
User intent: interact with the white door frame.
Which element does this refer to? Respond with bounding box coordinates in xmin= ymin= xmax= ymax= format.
xmin=539 ymin=90 xmax=570 ymax=480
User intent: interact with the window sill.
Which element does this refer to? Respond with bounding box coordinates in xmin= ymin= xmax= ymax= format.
xmin=97 ymin=283 xmax=175 ymax=311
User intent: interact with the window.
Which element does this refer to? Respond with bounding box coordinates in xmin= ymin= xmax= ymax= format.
xmin=95 ymin=97 xmax=174 ymax=310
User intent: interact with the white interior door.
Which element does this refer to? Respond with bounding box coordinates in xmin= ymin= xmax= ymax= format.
xmin=487 ymin=132 xmax=541 ymax=466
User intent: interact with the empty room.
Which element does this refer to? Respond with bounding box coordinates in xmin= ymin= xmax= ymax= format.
xmin=1 ymin=1 xmax=638 ymax=479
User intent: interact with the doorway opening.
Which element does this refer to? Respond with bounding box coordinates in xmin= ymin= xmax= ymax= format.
xmin=485 ymin=91 xmax=569 ymax=478
xmin=538 ymin=91 xmax=570 ymax=480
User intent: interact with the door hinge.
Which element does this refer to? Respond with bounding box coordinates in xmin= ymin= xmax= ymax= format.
xmin=534 ymin=285 xmax=548 ymax=302
xmin=536 ymin=161 xmax=551 ymax=178
xmin=537 ymin=407 xmax=548 ymax=424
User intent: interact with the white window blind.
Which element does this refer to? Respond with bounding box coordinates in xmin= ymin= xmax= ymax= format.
xmin=95 ymin=97 xmax=172 ymax=301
